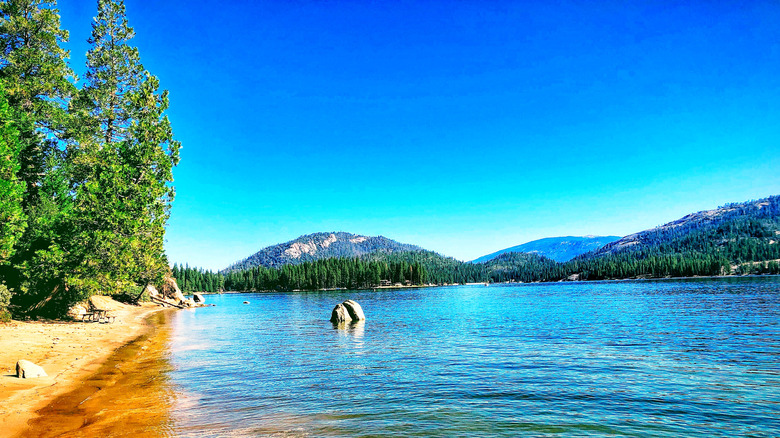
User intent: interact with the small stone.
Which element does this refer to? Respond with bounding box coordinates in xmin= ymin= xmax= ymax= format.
xmin=16 ymin=360 xmax=47 ymax=379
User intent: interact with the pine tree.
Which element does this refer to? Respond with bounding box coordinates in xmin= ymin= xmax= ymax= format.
xmin=0 ymin=0 xmax=74 ymax=204
xmin=0 ymin=0 xmax=76 ymax=315
xmin=68 ymin=0 xmax=179 ymax=296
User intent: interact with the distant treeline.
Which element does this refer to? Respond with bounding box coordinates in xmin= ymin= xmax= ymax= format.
xmin=175 ymin=257 xmax=428 ymax=293
xmin=175 ymin=198 xmax=780 ymax=292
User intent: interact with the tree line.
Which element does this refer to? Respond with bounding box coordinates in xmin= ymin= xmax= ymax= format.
xmin=0 ymin=0 xmax=179 ymax=319
xmin=173 ymin=205 xmax=780 ymax=293
xmin=174 ymin=256 xmax=430 ymax=293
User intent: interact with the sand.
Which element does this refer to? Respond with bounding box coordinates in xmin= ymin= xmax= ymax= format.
xmin=0 ymin=300 xmax=168 ymax=437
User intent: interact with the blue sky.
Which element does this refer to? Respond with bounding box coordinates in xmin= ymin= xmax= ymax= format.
xmin=59 ymin=1 xmax=780 ymax=270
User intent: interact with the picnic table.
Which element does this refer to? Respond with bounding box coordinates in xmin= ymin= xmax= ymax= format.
xmin=80 ymin=309 xmax=115 ymax=323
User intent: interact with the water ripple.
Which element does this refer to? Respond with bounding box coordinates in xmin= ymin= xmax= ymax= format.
xmin=168 ymin=277 xmax=780 ymax=437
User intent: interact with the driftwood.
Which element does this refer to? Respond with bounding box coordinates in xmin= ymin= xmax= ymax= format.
xmin=150 ymin=295 xmax=187 ymax=309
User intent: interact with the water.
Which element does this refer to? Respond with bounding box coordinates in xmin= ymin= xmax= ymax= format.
xmin=168 ymin=277 xmax=780 ymax=437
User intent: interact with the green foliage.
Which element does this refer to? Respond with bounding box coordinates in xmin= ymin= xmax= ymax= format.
xmin=0 ymin=0 xmax=179 ymax=317
xmin=65 ymin=0 xmax=179 ymax=297
xmin=177 ymin=249 xmax=487 ymax=293
xmin=0 ymin=81 xmax=25 ymax=262
xmin=0 ymin=0 xmax=75 ymax=205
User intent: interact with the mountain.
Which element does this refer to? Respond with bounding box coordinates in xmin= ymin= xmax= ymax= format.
xmin=472 ymin=235 xmax=621 ymax=264
xmin=223 ymin=232 xmax=423 ymax=272
xmin=591 ymin=196 xmax=780 ymax=259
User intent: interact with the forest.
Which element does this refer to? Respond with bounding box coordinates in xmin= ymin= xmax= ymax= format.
xmin=175 ymin=197 xmax=780 ymax=293
xmin=0 ymin=0 xmax=178 ymax=319
xmin=175 ymin=250 xmax=486 ymax=293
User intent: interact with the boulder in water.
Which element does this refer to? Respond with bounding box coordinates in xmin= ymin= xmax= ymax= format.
xmin=342 ymin=300 xmax=365 ymax=321
xmin=16 ymin=360 xmax=47 ymax=378
xmin=193 ymin=293 xmax=205 ymax=304
xmin=330 ymin=303 xmax=351 ymax=323
xmin=330 ymin=300 xmax=366 ymax=323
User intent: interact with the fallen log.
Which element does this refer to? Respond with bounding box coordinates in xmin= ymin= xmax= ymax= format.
xmin=150 ymin=295 xmax=187 ymax=309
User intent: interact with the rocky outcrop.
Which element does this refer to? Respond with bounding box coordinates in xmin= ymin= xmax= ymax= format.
xmin=144 ymin=284 xmax=160 ymax=298
xmin=151 ymin=276 xmax=199 ymax=308
xmin=16 ymin=360 xmax=47 ymax=378
xmin=193 ymin=293 xmax=205 ymax=304
xmin=161 ymin=276 xmax=187 ymax=303
xmin=330 ymin=300 xmax=366 ymax=323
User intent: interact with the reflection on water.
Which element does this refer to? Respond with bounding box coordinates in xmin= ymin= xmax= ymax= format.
xmin=23 ymin=311 xmax=176 ymax=438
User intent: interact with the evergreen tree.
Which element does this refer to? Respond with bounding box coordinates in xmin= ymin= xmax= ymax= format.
xmin=0 ymin=0 xmax=75 ymax=314
xmin=0 ymin=0 xmax=74 ymax=204
xmin=67 ymin=0 xmax=179 ymax=297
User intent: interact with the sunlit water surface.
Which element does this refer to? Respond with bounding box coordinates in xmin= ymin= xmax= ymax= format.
xmin=168 ymin=277 xmax=780 ymax=437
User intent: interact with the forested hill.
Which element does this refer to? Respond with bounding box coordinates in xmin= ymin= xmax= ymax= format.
xmin=472 ymin=236 xmax=621 ymax=263
xmin=176 ymin=195 xmax=780 ymax=294
xmin=223 ymin=232 xmax=422 ymax=272
xmin=591 ymin=196 xmax=780 ymax=260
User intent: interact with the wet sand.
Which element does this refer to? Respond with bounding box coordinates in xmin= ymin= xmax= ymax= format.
xmin=0 ymin=302 xmax=174 ymax=437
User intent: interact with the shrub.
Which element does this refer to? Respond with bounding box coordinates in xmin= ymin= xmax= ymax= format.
xmin=0 ymin=283 xmax=12 ymax=322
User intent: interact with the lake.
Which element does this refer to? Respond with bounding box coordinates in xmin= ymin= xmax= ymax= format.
xmin=166 ymin=277 xmax=780 ymax=437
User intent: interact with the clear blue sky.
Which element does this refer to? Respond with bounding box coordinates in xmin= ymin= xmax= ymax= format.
xmin=59 ymin=1 xmax=780 ymax=270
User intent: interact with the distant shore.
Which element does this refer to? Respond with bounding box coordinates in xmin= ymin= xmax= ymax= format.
xmin=192 ymin=273 xmax=780 ymax=296
xmin=0 ymin=301 xmax=171 ymax=437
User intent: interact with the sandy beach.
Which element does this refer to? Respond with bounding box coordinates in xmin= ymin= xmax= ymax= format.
xmin=0 ymin=300 xmax=170 ymax=437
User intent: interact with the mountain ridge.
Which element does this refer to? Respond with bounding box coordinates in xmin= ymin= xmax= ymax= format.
xmin=591 ymin=196 xmax=780 ymax=258
xmin=223 ymin=231 xmax=422 ymax=272
xmin=471 ymin=235 xmax=621 ymax=264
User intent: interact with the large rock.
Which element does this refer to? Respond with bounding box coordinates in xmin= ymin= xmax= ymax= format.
xmin=144 ymin=284 xmax=160 ymax=298
xmin=16 ymin=360 xmax=47 ymax=378
xmin=330 ymin=303 xmax=351 ymax=323
xmin=67 ymin=303 xmax=88 ymax=319
xmin=330 ymin=300 xmax=366 ymax=323
xmin=89 ymin=295 xmax=124 ymax=311
xmin=161 ymin=276 xmax=186 ymax=303
xmin=193 ymin=293 xmax=205 ymax=304
xmin=342 ymin=300 xmax=365 ymax=321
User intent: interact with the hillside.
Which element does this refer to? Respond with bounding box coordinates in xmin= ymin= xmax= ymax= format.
xmin=181 ymin=195 xmax=780 ymax=293
xmin=563 ymin=195 xmax=780 ymax=279
xmin=223 ymin=232 xmax=422 ymax=272
xmin=591 ymin=196 xmax=780 ymax=260
xmin=472 ymin=235 xmax=620 ymax=263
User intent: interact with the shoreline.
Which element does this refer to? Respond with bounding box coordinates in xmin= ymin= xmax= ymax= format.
xmin=0 ymin=301 xmax=171 ymax=437
xmin=192 ymin=273 xmax=780 ymax=296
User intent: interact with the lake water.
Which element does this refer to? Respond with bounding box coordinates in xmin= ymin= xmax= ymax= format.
xmin=166 ymin=277 xmax=780 ymax=437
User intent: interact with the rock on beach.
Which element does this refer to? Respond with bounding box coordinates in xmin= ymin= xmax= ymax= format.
xmin=16 ymin=360 xmax=47 ymax=379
